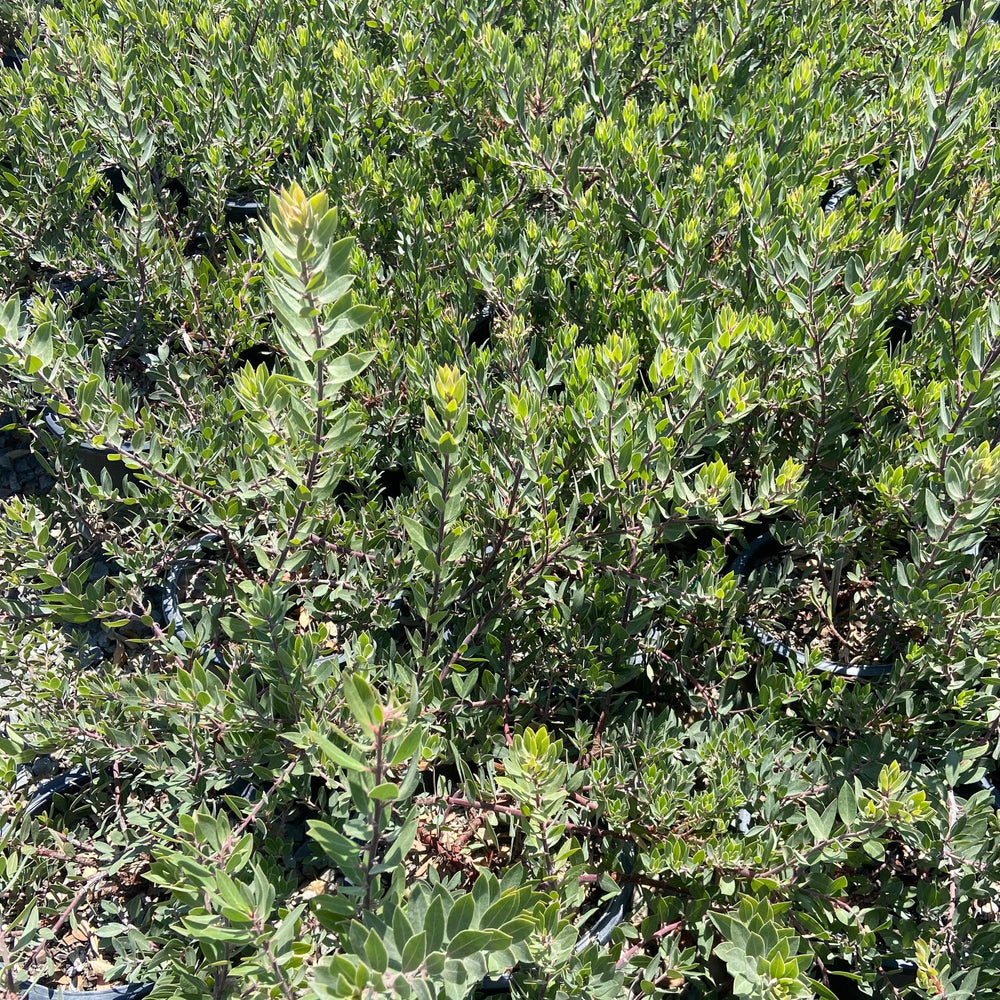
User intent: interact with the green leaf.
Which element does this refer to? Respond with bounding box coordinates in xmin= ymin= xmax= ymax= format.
xmin=323 ymin=350 xmax=376 ymax=389
xmin=446 ymin=528 xmax=473 ymax=565
xmin=389 ymin=725 xmax=425 ymax=767
xmin=312 ymin=894 xmax=356 ymax=932
xmin=402 ymin=515 xmax=437 ymax=555
xmin=328 ymin=304 xmax=377 ymax=341
xmin=344 ymin=673 xmax=377 ymax=732
xmin=424 ymin=896 xmax=447 ymax=954
xmin=806 ymin=976 xmax=845 ymax=1000
xmin=838 ymin=782 xmax=857 ymax=827
xmin=448 ymin=928 xmax=501 ymax=961
xmin=180 ymin=914 xmax=253 ymax=944
xmin=307 ymin=820 xmax=364 ymax=874
xmin=321 ymin=409 xmax=364 ymax=450
xmin=313 ymin=730 xmax=367 ymax=772
xmin=365 ymin=928 xmax=388 ymax=973
xmin=401 ymin=931 xmax=427 ymax=973
xmin=862 ymin=839 xmax=885 ymax=861
xmin=441 ymin=958 xmax=478 ymax=1000
xmin=380 ymin=809 xmax=419 ymax=871
xmin=403 ymin=515 xmax=441 ymax=572
xmin=93 ymin=922 xmax=128 ymax=938
xmin=805 ymin=806 xmax=826 ymax=843
xmin=944 ymin=462 xmax=967 ymax=503
xmin=784 ymin=288 xmax=807 ymax=314
xmin=924 ymin=489 xmax=946 ymax=528
xmin=225 ymin=833 xmax=255 ymax=874
xmin=447 ymin=892 xmax=476 ymax=939
xmin=0 ymin=295 xmax=20 ymax=338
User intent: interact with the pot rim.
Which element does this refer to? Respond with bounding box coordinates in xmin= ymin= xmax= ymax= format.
xmin=0 ymin=976 xmax=154 ymax=1000
xmin=731 ymin=531 xmax=896 ymax=680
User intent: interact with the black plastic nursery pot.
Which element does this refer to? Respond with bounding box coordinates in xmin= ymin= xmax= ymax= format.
xmin=161 ymin=533 xmax=233 ymax=669
xmin=0 ymin=411 xmax=56 ymax=500
xmin=821 ymin=958 xmax=917 ymax=1000
xmin=19 ymin=272 xmax=108 ymax=321
xmin=222 ymin=194 xmax=266 ymax=225
xmin=233 ymin=342 xmax=281 ymax=371
xmin=962 ymin=526 xmax=1000 ymax=564
xmin=160 ymin=537 xmax=637 ymax=994
xmin=162 ymin=533 xmax=352 ymax=672
xmin=473 ymin=846 xmax=635 ymax=996
xmin=1 ymin=765 xmax=94 ymax=840
xmin=730 ymin=531 xmax=908 ymax=680
xmin=40 ymin=409 xmax=147 ymax=494
xmin=728 ymin=532 xmax=1000 ymax=995
xmin=0 ymin=40 xmax=24 ymax=71
xmin=819 ymin=181 xmax=857 ymax=216
xmin=884 ymin=307 xmax=914 ymax=354
xmin=573 ymin=846 xmax=636 ymax=951
xmin=0 ymin=500 xmax=140 ymax=667
xmin=98 ymin=165 xmax=190 ymax=222
xmin=732 ymin=785 xmax=995 ymax=1000
xmin=942 ymin=0 xmax=1000 ymax=25
xmin=1 ymin=771 xmax=155 ymax=1000
xmin=0 ymin=972 xmax=153 ymax=1000
xmin=184 ymin=194 xmax=266 ymax=256
xmin=468 ymin=301 xmax=495 ymax=348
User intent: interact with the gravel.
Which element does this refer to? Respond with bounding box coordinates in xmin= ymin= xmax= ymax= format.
xmin=0 ymin=420 xmax=56 ymax=500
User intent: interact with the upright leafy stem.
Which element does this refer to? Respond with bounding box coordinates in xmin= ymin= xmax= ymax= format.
xmin=404 ymin=364 xmax=472 ymax=661
xmin=253 ymin=183 xmax=375 ymax=586
xmin=496 ymin=727 xmax=579 ymax=879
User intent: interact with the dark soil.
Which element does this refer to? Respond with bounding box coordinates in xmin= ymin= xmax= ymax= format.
xmin=747 ymin=550 xmax=920 ymax=666
xmin=1 ymin=842 xmax=156 ymax=994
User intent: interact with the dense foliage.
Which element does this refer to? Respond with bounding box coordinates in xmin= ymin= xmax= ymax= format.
xmin=2 ymin=0 xmax=1000 ymax=997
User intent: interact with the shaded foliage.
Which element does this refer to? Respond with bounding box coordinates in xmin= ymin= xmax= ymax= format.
xmin=2 ymin=1 xmax=1000 ymax=998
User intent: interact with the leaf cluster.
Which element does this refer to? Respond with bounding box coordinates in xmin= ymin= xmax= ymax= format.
xmin=3 ymin=1 xmax=1000 ymax=999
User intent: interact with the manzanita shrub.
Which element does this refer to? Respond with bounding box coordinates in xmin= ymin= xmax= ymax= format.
xmin=2 ymin=0 xmax=1000 ymax=998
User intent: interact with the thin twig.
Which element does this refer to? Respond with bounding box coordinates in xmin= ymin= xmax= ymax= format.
xmin=29 ymin=871 xmax=108 ymax=964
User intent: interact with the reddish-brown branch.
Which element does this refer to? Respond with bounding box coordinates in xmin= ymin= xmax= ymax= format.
xmin=617 ymin=919 xmax=685 ymax=968
xmin=29 ymin=871 xmax=107 ymax=964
